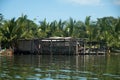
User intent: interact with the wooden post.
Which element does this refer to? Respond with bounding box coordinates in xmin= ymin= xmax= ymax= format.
xmin=84 ymin=40 xmax=86 ymax=55
xmin=69 ymin=39 xmax=71 ymax=55
xmin=62 ymin=39 xmax=65 ymax=54
xmin=39 ymin=39 xmax=41 ymax=54
xmin=31 ymin=40 xmax=34 ymax=54
xmin=76 ymin=55 xmax=79 ymax=69
xmin=50 ymin=40 xmax=52 ymax=55
xmin=76 ymin=41 xmax=79 ymax=55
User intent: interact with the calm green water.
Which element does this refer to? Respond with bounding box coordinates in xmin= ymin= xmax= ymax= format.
xmin=0 ymin=54 xmax=120 ymax=80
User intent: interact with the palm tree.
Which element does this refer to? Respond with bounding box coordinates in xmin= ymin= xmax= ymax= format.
xmin=0 ymin=18 xmax=17 ymax=48
xmin=111 ymin=17 xmax=120 ymax=48
xmin=85 ymin=16 xmax=92 ymax=41
xmin=0 ymin=14 xmax=3 ymax=26
xmin=38 ymin=19 xmax=48 ymax=38
xmin=0 ymin=14 xmax=38 ymax=49
xmin=16 ymin=15 xmax=38 ymax=39
xmin=0 ymin=14 xmax=119 ymax=50
xmin=96 ymin=17 xmax=120 ymax=51
xmin=51 ymin=20 xmax=65 ymax=37
xmin=72 ymin=20 xmax=86 ymax=38
xmin=64 ymin=18 xmax=75 ymax=37
xmin=0 ymin=14 xmax=4 ymax=41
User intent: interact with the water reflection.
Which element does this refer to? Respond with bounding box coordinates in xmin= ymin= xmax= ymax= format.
xmin=0 ymin=54 xmax=120 ymax=80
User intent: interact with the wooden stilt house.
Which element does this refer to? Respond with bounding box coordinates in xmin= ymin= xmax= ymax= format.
xmin=15 ymin=37 xmax=107 ymax=55
xmin=15 ymin=37 xmax=86 ymax=55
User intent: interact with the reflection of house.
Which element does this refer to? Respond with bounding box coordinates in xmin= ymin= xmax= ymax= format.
xmin=15 ymin=37 xmax=107 ymax=55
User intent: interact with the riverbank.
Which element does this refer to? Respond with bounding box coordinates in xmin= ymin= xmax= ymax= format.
xmin=0 ymin=49 xmax=13 ymax=56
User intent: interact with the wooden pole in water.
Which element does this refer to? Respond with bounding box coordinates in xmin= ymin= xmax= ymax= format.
xmin=50 ymin=39 xmax=52 ymax=55
xmin=69 ymin=39 xmax=71 ymax=55
xmin=40 ymin=39 xmax=42 ymax=54
xmin=76 ymin=41 xmax=79 ymax=55
xmin=84 ymin=39 xmax=86 ymax=55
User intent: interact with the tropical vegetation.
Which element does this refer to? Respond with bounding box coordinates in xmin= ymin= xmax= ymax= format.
xmin=0 ymin=14 xmax=120 ymax=51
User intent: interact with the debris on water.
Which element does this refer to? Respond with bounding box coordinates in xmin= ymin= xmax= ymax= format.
xmin=35 ymin=74 xmax=41 ymax=77
xmin=103 ymin=73 xmax=119 ymax=77
xmin=26 ymin=76 xmax=40 ymax=80
xmin=0 ymin=73 xmax=7 ymax=77
xmin=59 ymin=69 xmax=71 ymax=73
xmin=14 ymin=75 xmax=22 ymax=79
xmin=56 ymin=74 xmax=70 ymax=79
xmin=34 ymin=68 xmax=41 ymax=72
xmin=88 ymin=77 xmax=99 ymax=80
xmin=42 ymin=77 xmax=54 ymax=80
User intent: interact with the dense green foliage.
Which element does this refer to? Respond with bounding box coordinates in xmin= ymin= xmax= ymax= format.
xmin=0 ymin=14 xmax=120 ymax=49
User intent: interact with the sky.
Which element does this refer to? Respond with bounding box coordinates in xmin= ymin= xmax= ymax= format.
xmin=0 ymin=0 xmax=120 ymax=23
